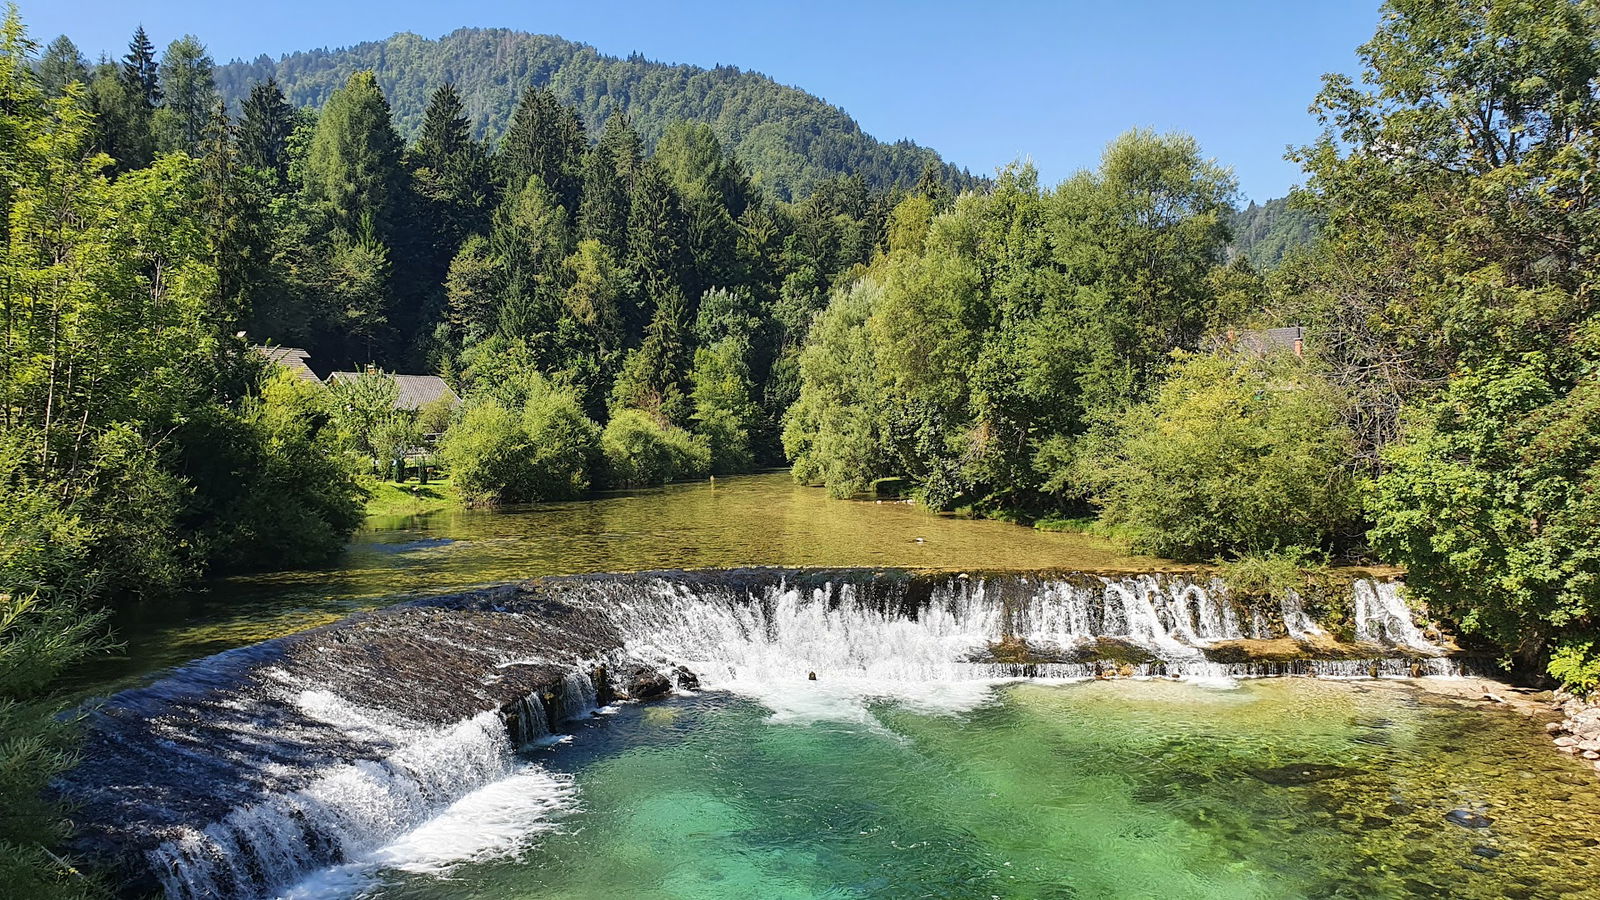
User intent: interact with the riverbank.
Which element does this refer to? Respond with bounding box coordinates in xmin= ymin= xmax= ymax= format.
xmin=364 ymin=477 xmax=458 ymax=518
xmin=1549 ymin=691 xmax=1600 ymax=773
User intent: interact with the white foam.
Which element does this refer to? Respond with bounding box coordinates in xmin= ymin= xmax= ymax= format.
xmin=280 ymin=764 xmax=577 ymax=899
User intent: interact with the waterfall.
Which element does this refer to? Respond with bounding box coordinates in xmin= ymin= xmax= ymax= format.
xmin=1352 ymin=580 xmax=1433 ymax=647
xmin=61 ymin=569 xmax=1458 ymax=900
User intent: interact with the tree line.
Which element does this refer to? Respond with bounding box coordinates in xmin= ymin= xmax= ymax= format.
xmin=781 ymin=0 xmax=1600 ymax=694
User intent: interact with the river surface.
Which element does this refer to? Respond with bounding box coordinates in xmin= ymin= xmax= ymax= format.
xmin=93 ymin=473 xmax=1161 ymax=693
xmin=282 ymin=679 xmax=1600 ymax=900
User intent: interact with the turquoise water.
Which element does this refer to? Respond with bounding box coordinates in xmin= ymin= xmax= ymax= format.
xmin=312 ymin=679 xmax=1600 ymax=900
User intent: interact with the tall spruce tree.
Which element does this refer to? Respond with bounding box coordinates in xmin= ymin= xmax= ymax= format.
xmin=121 ymin=25 xmax=159 ymax=105
xmin=154 ymin=35 xmax=218 ymax=155
xmin=578 ymin=108 xmax=642 ymax=257
xmin=237 ymin=76 xmax=294 ymax=187
xmin=411 ymin=83 xmax=492 ymax=360
xmin=626 ymin=156 xmax=691 ymax=331
xmin=499 ymin=85 xmax=584 ymax=214
xmin=96 ymin=26 xmax=160 ymax=169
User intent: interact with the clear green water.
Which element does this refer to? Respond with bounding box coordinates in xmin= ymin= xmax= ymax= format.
xmin=324 ymin=679 xmax=1600 ymax=900
xmin=92 ymin=473 xmax=1159 ymax=693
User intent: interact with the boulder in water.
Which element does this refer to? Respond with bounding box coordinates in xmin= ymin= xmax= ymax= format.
xmin=673 ymin=666 xmax=701 ymax=691
xmin=614 ymin=662 xmax=673 ymax=700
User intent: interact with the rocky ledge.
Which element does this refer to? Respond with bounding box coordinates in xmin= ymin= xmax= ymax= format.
xmin=1547 ymin=691 xmax=1600 ymax=774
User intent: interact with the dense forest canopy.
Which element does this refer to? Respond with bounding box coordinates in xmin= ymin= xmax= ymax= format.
xmin=213 ymin=27 xmax=979 ymax=201
xmin=1229 ymin=195 xmax=1320 ymax=269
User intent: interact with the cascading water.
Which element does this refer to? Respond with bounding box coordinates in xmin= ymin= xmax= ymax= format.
xmin=58 ymin=569 xmax=1461 ymax=900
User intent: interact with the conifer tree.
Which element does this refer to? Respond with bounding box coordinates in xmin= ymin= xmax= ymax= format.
xmin=499 ymin=85 xmax=584 ymax=214
xmin=237 ymin=76 xmax=294 ymax=187
xmin=154 ymin=35 xmax=218 ymax=155
xmin=35 ymin=35 xmax=85 ymax=98
xmin=302 ymin=70 xmax=405 ymax=242
xmin=121 ymin=25 xmax=160 ymax=105
xmin=626 ymin=156 xmax=691 ymax=330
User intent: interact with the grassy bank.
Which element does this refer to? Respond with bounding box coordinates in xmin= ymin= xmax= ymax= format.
xmin=364 ymin=478 xmax=459 ymax=518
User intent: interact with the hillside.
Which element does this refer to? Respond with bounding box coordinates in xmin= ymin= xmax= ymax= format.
xmin=1228 ymin=195 xmax=1320 ymax=270
xmin=215 ymin=27 xmax=977 ymax=200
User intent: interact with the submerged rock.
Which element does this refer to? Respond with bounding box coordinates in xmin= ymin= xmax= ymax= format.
xmin=1444 ymin=809 xmax=1494 ymax=829
xmin=1248 ymin=763 xmax=1360 ymax=786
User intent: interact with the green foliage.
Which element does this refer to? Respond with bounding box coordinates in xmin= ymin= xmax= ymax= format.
xmin=302 ymin=70 xmax=405 ymax=241
xmin=237 ymin=76 xmax=294 ymax=185
xmin=0 ymin=590 xmax=110 ymax=900
xmin=214 ymin=28 xmax=977 ymax=201
xmin=328 ymin=369 xmax=403 ymax=467
xmin=1368 ymin=359 xmax=1600 ymax=677
xmin=35 ymin=34 xmax=85 ymax=99
xmin=1071 ymin=350 xmax=1361 ymax=561
xmin=1286 ymin=0 xmax=1600 ymax=687
xmin=193 ymin=370 xmax=367 ymax=571
xmin=440 ymin=374 xmax=600 ymax=504
xmin=601 ymin=408 xmax=710 ymax=487
xmin=783 ymin=139 xmax=1235 ymax=510
xmin=152 ymin=35 xmax=217 ymax=155
xmin=783 ymin=279 xmax=886 ymax=498
xmin=691 ymin=336 xmax=759 ymax=475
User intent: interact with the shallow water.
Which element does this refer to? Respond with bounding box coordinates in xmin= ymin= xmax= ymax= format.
xmin=91 ymin=473 xmax=1159 ymax=692
xmin=284 ymin=679 xmax=1600 ymax=900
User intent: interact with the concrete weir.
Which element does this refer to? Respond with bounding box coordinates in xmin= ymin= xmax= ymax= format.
xmin=56 ymin=568 xmax=1469 ymax=899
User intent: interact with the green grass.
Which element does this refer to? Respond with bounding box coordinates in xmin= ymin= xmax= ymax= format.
xmin=363 ymin=477 xmax=459 ymax=518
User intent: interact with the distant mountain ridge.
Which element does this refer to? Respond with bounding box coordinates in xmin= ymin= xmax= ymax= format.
xmin=215 ymin=27 xmax=977 ymax=200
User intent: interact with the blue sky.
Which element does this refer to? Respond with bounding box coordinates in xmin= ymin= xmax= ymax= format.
xmin=22 ymin=0 xmax=1382 ymax=201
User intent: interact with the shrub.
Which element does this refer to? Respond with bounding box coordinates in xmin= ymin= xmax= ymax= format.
xmin=441 ymin=379 xmax=600 ymax=504
xmin=1072 ymin=349 xmax=1361 ymax=561
xmin=602 ymin=408 xmax=710 ymax=487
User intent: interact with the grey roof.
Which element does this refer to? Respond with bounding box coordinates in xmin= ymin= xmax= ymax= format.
xmin=251 ymin=345 xmax=321 ymax=383
xmin=326 ymin=371 xmax=462 ymax=411
xmin=1212 ymin=326 xmax=1305 ymax=355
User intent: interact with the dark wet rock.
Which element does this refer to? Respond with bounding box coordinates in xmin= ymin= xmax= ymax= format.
xmin=1458 ymin=861 xmax=1489 ymax=873
xmin=1248 ymin=763 xmax=1360 ymax=786
xmin=807 ymin=670 xmax=818 ymax=681
xmin=1471 ymin=846 xmax=1502 ymax=859
xmin=613 ymin=662 xmax=672 ymax=700
xmin=673 ymin=666 xmax=700 ymax=691
xmin=1445 ymin=809 xmax=1495 ymax=828
xmin=1384 ymin=802 xmax=1414 ymax=817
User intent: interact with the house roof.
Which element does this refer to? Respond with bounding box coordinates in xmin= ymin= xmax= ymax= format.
xmin=326 ymin=371 xmax=462 ymax=411
xmin=1211 ymin=326 xmax=1305 ymax=355
xmin=250 ymin=345 xmax=321 ymax=383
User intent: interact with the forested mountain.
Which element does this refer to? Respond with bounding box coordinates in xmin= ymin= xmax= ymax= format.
xmin=1228 ymin=195 xmax=1319 ymax=269
xmin=215 ymin=28 xmax=977 ymax=200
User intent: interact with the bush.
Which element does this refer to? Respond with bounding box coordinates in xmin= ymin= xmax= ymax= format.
xmin=602 ymin=408 xmax=710 ymax=487
xmin=1368 ymin=361 xmax=1600 ymax=685
xmin=1072 ymin=349 xmax=1361 ymax=561
xmin=441 ymin=379 xmax=600 ymax=504
xmin=193 ymin=370 xmax=367 ymax=571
